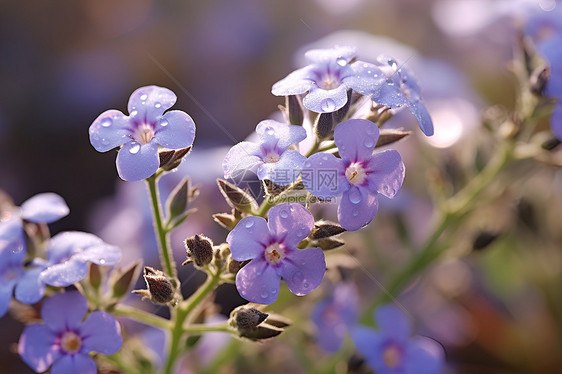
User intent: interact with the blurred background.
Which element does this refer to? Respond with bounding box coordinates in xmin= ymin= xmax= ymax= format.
xmin=1 ymin=0 xmax=561 ymax=373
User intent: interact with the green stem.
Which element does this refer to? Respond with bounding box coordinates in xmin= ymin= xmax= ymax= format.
xmin=112 ymin=304 xmax=172 ymax=330
xmin=182 ymin=323 xmax=231 ymax=334
xmin=256 ymin=195 xmax=274 ymax=217
xmin=146 ymin=175 xmax=176 ymax=278
xmin=162 ymin=272 xmax=221 ymax=374
xmin=363 ymin=142 xmax=514 ymax=323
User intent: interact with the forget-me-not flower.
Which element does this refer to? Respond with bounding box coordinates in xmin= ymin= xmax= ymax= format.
xmin=0 ymin=192 xmax=69 ymax=253
xmin=272 ymin=46 xmax=386 ymax=113
xmin=227 ymin=203 xmax=325 ymax=304
xmin=371 ymin=56 xmax=434 ymax=136
xmin=302 ymin=119 xmax=405 ymax=231
xmin=15 ymin=231 xmax=121 ymax=305
xmin=0 ymin=242 xmax=26 ymax=317
xmin=89 ymin=85 xmax=196 ymax=181
xmin=223 ymin=119 xmax=307 ymax=186
xmin=18 ymin=291 xmax=122 ymax=374
xmin=312 ymin=282 xmax=359 ymax=353
xmin=351 ymin=304 xmax=444 ymax=374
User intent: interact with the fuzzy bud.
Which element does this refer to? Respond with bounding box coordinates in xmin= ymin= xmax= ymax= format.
xmin=133 ymin=267 xmax=177 ymax=306
xmin=229 ymin=305 xmax=285 ymax=341
xmin=183 ymin=234 xmax=214 ymax=267
xmin=315 ymin=112 xmax=334 ymax=139
xmin=285 ymin=95 xmax=304 ymax=126
xmin=312 ymin=221 xmax=346 ymax=239
xmin=159 ymin=146 xmax=192 ymax=171
xmin=217 ymin=179 xmax=259 ymax=214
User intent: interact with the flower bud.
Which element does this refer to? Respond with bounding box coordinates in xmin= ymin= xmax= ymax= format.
xmin=311 ymin=221 xmax=346 ymax=239
xmin=159 ymin=146 xmax=192 ymax=171
xmin=285 ymin=95 xmax=304 ymax=126
xmin=472 ymin=231 xmax=501 ymax=251
xmin=332 ymin=89 xmax=352 ymax=124
xmin=111 ymin=260 xmax=142 ymax=300
xmin=183 ymin=234 xmax=214 ymax=267
xmin=530 ymin=65 xmax=550 ymax=96
xmin=317 ymin=237 xmax=345 ymax=251
xmin=375 ymin=129 xmax=411 ymax=148
xmin=217 ymin=179 xmax=259 ymax=214
xmin=228 ymin=305 xmax=285 ymax=341
xmin=315 ymin=112 xmax=334 ymax=139
xmin=133 ymin=266 xmax=177 ymax=306
xmin=212 ymin=211 xmax=238 ymax=230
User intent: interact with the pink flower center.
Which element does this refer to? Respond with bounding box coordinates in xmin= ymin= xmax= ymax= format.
xmin=263 ymin=152 xmax=281 ymax=163
xmin=318 ymin=73 xmax=341 ymax=90
xmin=345 ymin=163 xmax=367 ymax=185
xmin=264 ymin=243 xmax=285 ymax=265
xmin=133 ymin=123 xmax=155 ymax=144
xmin=382 ymin=344 xmax=402 ymax=369
xmin=61 ymin=331 xmax=82 ymax=354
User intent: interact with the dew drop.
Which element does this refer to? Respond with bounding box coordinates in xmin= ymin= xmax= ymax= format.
xmin=140 ymin=94 xmax=148 ymax=101
xmin=261 ymin=290 xmax=269 ymax=299
xmin=271 ymin=288 xmax=278 ymax=295
xmin=159 ymin=118 xmax=169 ymax=127
xmin=366 ymin=126 xmax=377 ymax=135
xmin=303 ymin=282 xmax=310 ymax=289
xmin=280 ymin=210 xmax=289 ymax=218
xmin=101 ymin=138 xmax=110 ymax=145
xmin=297 ymin=227 xmax=308 ymax=237
xmin=364 ymin=137 xmax=374 ymax=147
xmin=101 ymin=118 xmax=112 ymax=127
xmin=322 ymin=155 xmax=328 ymax=161
xmin=130 ymin=110 xmax=139 ymax=117
xmin=265 ymin=127 xmax=275 ymax=136
xmin=336 ymin=57 xmax=347 ymax=66
xmin=383 ymin=185 xmax=390 ymax=193
xmin=304 ymin=161 xmax=312 ymax=168
xmin=155 ymin=102 xmax=162 ymax=108
xmin=349 ymin=189 xmax=362 ymax=204
xmin=321 ymin=98 xmax=336 ymax=112
xmin=129 ymin=143 xmax=141 ymax=154
xmin=352 ymin=208 xmax=359 ymax=217
xmin=292 ymin=271 xmax=304 ymax=284
xmin=245 ymin=220 xmax=255 ymax=229
xmin=99 ymin=259 xmax=106 ymax=265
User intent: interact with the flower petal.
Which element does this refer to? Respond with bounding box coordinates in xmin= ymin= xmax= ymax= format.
xmin=257 ymin=150 xmax=307 ymax=186
xmin=551 ymin=103 xmax=562 ymax=141
xmin=408 ymin=100 xmax=434 ymax=136
xmin=50 ymin=354 xmax=97 ymax=374
xmin=222 ymin=142 xmax=263 ymax=179
xmin=334 ymin=119 xmax=380 ymax=162
xmin=281 ymin=247 xmax=325 ymax=296
xmin=303 ymin=84 xmax=349 ymax=113
xmin=304 ymin=46 xmax=357 ymax=64
xmin=226 ymin=216 xmax=268 ymax=261
xmin=345 ymin=61 xmax=386 ymax=95
xmin=73 ymin=243 xmax=122 ymax=267
xmin=47 ymin=232 xmax=104 ymax=264
xmin=116 ymin=141 xmax=159 ymax=182
xmin=20 ymin=193 xmax=69 ymax=224
xmin=0 ymin=280 xmax=15 ymax=317
xmin=271 ymin=66 xmax=316 ymax=96
xmin=154 ymin=110 xmax=196 ymax=149
xmin=337 ymin=186 xmax=378 ymax=231
xmin=403 ymin=336 xmax=445 ymax=374
xmin=15 ymin=267 xmax=46 ymax=304
xmin=267 ymin=203 xmax=314 ymax=248
xmin=366 ymin=150 xmax=405 ymax=199
xmin=41 ymin=291 xmax=88 ymax=331
xmin=375 ymin=304 xmax=411 ymax=340
xmin=350 ymin=326 xmax=386 ymax=371
xmin=81 ymin=311 xmax=123 ymax=355
xmin=256 ymin=120 xmax=307 ymax=150
xmin=371 ymin=80 xmax=409 ymax=108
xmin=40 ymin=258 xmax=89 ymax=287
xmin=127 ymin=85 xmax=176 ymax=123
xmin=89 ymin=110 xmax=132 ymax=152
xmin=0 ymin=216 xmax=25 ymax=251
xmin=236 ymin=259 xmax=280 ymax=304
xmin=302 ymin=152 xmax=347 ymax=199
xmin=18 ymin=324 xmax=60 ymax=373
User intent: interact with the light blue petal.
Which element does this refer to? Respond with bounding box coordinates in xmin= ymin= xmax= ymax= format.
xmin=0 ymin=280 xmax=15 ymax=317
xmin=551 ymin=103 xmax=562 ymax=141
xmin=81 ymin=311 xmax=123 ymax=354
xmin=350 ymin=326 xmax=387 ymax=371
xmin=89 ymin=110 xmax=132 ymax=152
xmin=20 ymin=193 xmax=69 ymax=223
xmin=40 ymin=258 xmax=89 ymax=287
xmin=47 ymin=232 xmax=104 ymax=264
xmin=116 ymin=141 xmax=159 ymax=181
xmin=256 ymin=120 xmax=307 ymax=150
xmin=227 ymin=216 xmax=268 ymax=261
xmin=154 ymin=110 xmax=196 ymax=149
xmin=371 ymin=80 xmax=409 ymax=108
xmin=375 ymin=304 xmax=411 ymax=340
xmin=41 ymin=291 xmax=87 ymax=331
xmin=257 ymin=150 xmax=306 ymax=186
xmin=15 ymin=267 xmax=46 ymax=304
xmin=0 ymin=215 xmax=25 ymax=251
xmin=51 ymin=354 xmax=97 ymax=374
xmin=127 ymin=85 xmax=176 ymax=124
xmin=334 ymin=119 xmax=380 ymax=163
xmin=267 ymin=203 xmax=314 ymax=248
xmin=271 ymin=65 xmax=316 ymax=96
xmin=303 ymin=84 xmax=349 ymax=113
xmin=302 ymin=152 xmax=347 ymax=199
xmin=345 ymin=61 xmax=386 ymax=95
xmin=366 ymin=150 xmax=405 ymax=199
xmin=403 ymin=336 xmax=445 ymax=374
xmin=281 ymin=246 xmax=325 ymax=296
xmin=74 ymin=244 xmax=122 ymax=267
xmin=18 ymin=324 xmax=60 ymax=373
xmin=408 ymin=100 xmax=434 ymax=136
xmin=222 ymin=142 xmax=263 ymax=179
xmin=304 ymin=46 xmax=357 ymax=64
xmin=236 ymin=259 xmax=280 ymax=305
xmin=338 ymin=186 xmax=378 ymax=231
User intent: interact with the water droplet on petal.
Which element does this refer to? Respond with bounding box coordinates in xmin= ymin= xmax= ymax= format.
xmin=140 ymin=94 xmax=148 ymax=101
xmin=159 ymin=118 xmax=169 ymax=127
xmin=297 ymin=227 xmax=308 ymax=237
xmin=366 ymin=126 xmax=377 ymax=135
xmin=304 ymin=161 xmax=311 ymax=168
xmin=245 ymin=220 xmax=255 ymax=229
xmin=265 ymin=127 xmax=275 ymax=136
xmin=99 ymin=259 xmax=106 ymax=265
xmin=155 ymin=102 xmax=162 ymax=108
xmin=292 ymin=271 xmax=304 ymax=284
xmin=271 ymin=288 xmax=278 ymax=295
xmin=336 ymin=57 xmax=347 ymax=66
xmin=349 ymin=189 xmax=362 ymax=204
xmin=321 ymin=98 xmax=336 ymax=112
xmin=130 ymin=110 xmax=139 ymax=117
xmin=129 ymin=143 xmax=141 ymax=154
xmin=280 ymin=210 xmax=289 ymax=218
xmin=261 ymin=290 xmax=269 ymax=299
xmin=352 ymin=208 xmax=359 ymax=217
xmin=101 ymin=138 xmax=110 ymax=145
xmin=101 ymin=118 xmax=112 ymax=127
xmin=322 ymin=155 xmax=328 ymax=161
xmin=364 ymin=137 xmax=374 ymax=147
xmin=303 ymin=282 xmax=309 ymax=289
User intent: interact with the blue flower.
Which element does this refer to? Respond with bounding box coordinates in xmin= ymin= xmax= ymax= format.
xmin=351 ymin=305 xmax=444 ymax=374
xmin=537 ymin=34 xmax=562 ymax=140
xmin=0 ymin=242 xmax=26 ymax=317
xmin=227 ymin=203 xmax=325 ymax=304
xmin=89 ymin=85 xmax=196 ymax=181
xmin=223 ymin=119 xmax=307 ymax=186
xmin=272 ymin=46 xmax=386 ymax=113
xmin=15 ymin=232 xmax=121 ymax=305
xmin=302 ymin=119 xmax=405 ymax=231
xmin=18 ymin=291 xmax=122 ymax=374
xmin=0 ymin=193 xmax=69 ymax=253
xmin=312 ymin=283 xmax=359 ymax=353
xmin=371 ymin=56 xmax=434 ymax=136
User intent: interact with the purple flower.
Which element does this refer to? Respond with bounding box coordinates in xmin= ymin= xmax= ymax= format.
xmin=15 ymin=232 xmax=121 ymax=305
xmin=351 ymin=305 xmax=444 ymax=374
xmin=0 ymin=193 xmax=69 ymax=253
xmin=226 ymin=203 xmax=325 ymax=304
xmin=371 ymin=56 xmax=434 ymax=136
xmin=0 ymin=242 xmax=26 ymax=317
xmin=223 ymin=120 xmax=307 ymax=186
xmin=89 ymin=85 xmax=196 ymax=181
xmin=18 ymin=291 xmax=122 ymax=374
xmin=302 ymin=119 xmax=405 ymax=231
xmin=537 ymin=35 xmax=562 ymax=140
xmin=312 ymin=283 xmax=359 ymax=353
xmin=272 ymin=46 xmax=386 ymax=113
